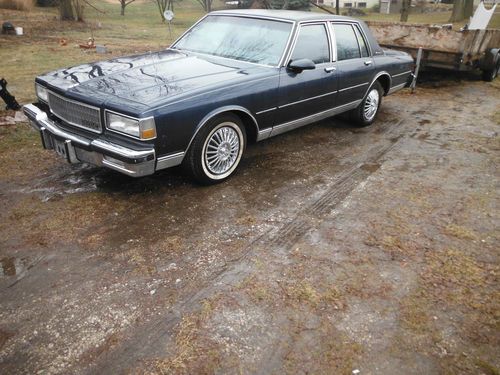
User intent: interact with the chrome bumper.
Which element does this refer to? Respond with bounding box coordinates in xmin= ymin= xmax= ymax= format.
xmin=23 ymin=104 xmax=156 ymax=177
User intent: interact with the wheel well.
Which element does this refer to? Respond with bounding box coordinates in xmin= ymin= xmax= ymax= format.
xmin=228 ymin=110 xmax=258 ymax=144
xmin=376 ymin=74 xmax=391 ymax=96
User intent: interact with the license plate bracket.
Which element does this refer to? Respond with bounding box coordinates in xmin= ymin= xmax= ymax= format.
xmin=53 ymin=138 xmax=68 ymax=160
xmin=39 ymin=127 xmax=78 ymax=164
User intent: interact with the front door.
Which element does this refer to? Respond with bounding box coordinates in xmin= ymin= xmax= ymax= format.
xmin=275 ymin=23 xmax=338 ymax=128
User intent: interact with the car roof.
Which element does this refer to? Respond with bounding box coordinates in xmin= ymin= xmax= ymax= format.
xmin=210 ymin=9 xmax=357 ymax=23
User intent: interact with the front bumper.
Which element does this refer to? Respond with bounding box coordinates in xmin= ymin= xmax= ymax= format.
xmin=23 ymin=104 xmax=156 ymax=177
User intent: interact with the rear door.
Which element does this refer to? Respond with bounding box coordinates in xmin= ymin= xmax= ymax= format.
xmin=331 ymin=23 xmax=374 ymax=108
xmin=275 ymin=23 xmax=338 ymax=126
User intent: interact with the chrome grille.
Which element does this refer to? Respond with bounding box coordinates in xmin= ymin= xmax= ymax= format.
xmin=48 ymin=91 xmax=102 ymax=133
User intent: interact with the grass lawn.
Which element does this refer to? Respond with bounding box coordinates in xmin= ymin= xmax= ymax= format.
xmin=0 ymin=0 xmax=499 ymax=103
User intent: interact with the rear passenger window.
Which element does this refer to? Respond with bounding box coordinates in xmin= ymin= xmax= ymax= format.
xmin=291 ymin=24 xmax=330 ymax=65
xmin=331 ymin=24 xmax=360 ymax=61
xmin=354 ymin=26 xmax=369 ymax=57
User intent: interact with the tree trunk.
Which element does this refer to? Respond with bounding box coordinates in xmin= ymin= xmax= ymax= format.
xmin=121 ymin=2 xmax=125 ymax=16
xmin=400 ymin=0 xmax=410 ymax=22
xmin=59 ymin=0 xmax=74 ymax=21
xmin=464 ymin=0 xmax=473 ymax=19
xmin=336 ymin=0 xmax=339 ymax=15
xmin=449 ymin=0 xmax=465 ymax=22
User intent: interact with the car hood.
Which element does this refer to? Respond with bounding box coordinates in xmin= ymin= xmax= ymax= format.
xmin=36 ymin=49 xmax=273 ymax=111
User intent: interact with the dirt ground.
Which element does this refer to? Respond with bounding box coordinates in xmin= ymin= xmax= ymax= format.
xmin=0 ymin=74 xmax=499 ymax=374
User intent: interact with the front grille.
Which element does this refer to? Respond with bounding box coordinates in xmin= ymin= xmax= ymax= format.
xmin=48 ymin=91 xmax=102 ymax=133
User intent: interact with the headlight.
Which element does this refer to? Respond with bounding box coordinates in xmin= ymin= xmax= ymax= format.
xmin=105 ymin=112 xmax=156 ymax=140
xmin=35 ymin=84 xmax=48 ymax=102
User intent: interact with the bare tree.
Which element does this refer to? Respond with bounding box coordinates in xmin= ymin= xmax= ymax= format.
xmin=400 ymin=0 xmax=410 ymax=22
xmin=449 ymin=0 xmax=474 ymax=22
xmin=59 ymin=0 xmax=85 ymax=21
xmin=195 ymin=0 xmax=213 ymax=12
xmin=59 ymin=0 xmax=75 ymax=20
xmin=73 ymin=0 xmax=84 ymax=21
xmin=152 ymin=0 xmax=176 ymax=21
xmin=119 ymin=0 xmax=137 ymax=16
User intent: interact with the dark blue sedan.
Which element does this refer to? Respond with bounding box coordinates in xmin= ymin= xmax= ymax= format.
xmin=24 ymin=9 xmax=414 ymax=184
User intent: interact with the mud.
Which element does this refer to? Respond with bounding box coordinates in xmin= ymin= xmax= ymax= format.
xmin=0 ymin=74 xmax=499 ymax=374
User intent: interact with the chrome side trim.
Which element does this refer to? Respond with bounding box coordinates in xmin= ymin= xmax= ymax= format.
xmin=388 ymin=82 xmax=406 ymax=95
xmin=363 ymin=71 xmax=392 ymax=97
xmin=91 ymin=139 xmax=154 ymax=160
xmin=156 ymin=152 xmax=185 ymax=170
xmin=280 ymin=90 xmax=338 ymax=108
xmin=269 ymin=99 xmax=362 ymax=137
xmin=392 ymin=70 xmax=412 ymax=78
xmin=102 ymin=158 xmax=156 ymax=177
xmin=185 ymin=105 xmax=260 ymax=154
xmin=256 ymin=128 xmax=272 ymax=141
xmin=338 ymin=82 xmax=369 ymax=93
xmin=256 ymin=107 xmax=277 ymax=115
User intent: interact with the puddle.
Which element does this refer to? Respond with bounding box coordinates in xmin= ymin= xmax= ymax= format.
xmin=0 ymin=257 xmax=26 ymax=277
xmin=360 ymin=163 xmax=381 ymax=173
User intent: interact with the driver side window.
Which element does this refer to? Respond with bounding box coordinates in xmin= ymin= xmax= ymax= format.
xmin=290 ymin=24 xmax=330 ymax=65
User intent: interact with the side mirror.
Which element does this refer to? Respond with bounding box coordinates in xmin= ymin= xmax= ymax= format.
xmin=287 ymin=59 xmax=315 ymax=73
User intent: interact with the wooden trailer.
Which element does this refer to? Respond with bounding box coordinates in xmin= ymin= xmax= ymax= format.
xmin=366 ymin=21 xmax=500 ymax=81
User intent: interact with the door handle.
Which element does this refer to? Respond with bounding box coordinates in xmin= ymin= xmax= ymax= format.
xmin=324 ymin=66 xmax=336 ymax=73
xmin=364 ymin=60 xmax=373 ymax=66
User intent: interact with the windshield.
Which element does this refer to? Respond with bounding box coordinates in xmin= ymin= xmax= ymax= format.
xmin=173 ymin=15 xmax=293 ymax=66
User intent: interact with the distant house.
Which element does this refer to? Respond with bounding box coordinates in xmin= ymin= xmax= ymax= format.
xmin=379 ymin=0 xmax=403 ymax=14
xmin=314 ymin=0 xmax=379 ymax=9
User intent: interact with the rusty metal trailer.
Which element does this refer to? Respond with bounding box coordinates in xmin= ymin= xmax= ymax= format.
xmin=367 ymin=21 xmax=500 ymax=81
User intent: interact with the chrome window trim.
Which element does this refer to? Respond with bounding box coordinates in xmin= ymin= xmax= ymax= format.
xmin=104 ymin=109 xmax=156 ymax=141
xmin=392 ymin=70 xmax=412 ymax=78
xmin=170 ymin=14 xmax=295 ymax=69
xmin=353 ymin=23 xmax=373 ymax=57
xmin=47 ymin=90 xmax=102 ymax=134
xmin=282 ymin=21 xmax=332 ymax=67
xmin=329 ymin=22 xmax=365 ymax=62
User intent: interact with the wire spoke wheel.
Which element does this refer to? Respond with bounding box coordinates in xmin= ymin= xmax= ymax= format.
xmin=203 ymin=123 xmax=241 ymax=176
xmin=363 ymin=88 xmax=380 ymax=122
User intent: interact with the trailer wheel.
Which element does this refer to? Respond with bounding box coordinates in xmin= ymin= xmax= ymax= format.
xmin=482 ymin=58 xmax=500 ymax=82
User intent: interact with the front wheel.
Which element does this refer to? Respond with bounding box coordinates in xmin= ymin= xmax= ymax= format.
xmin=349 ymin=81 xmax=383 ymax=127
xmin=183 ymin=114 xmax=246 ymax=185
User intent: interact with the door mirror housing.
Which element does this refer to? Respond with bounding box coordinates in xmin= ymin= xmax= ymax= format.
xmin=287 ymin=59 xmax=315 ymax=73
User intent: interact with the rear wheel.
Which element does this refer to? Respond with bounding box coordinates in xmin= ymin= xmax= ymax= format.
xmin=183 ymin=114 xmax=246 ymax=185
xmin=349 ymin=81 xmax=383 ymax=127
